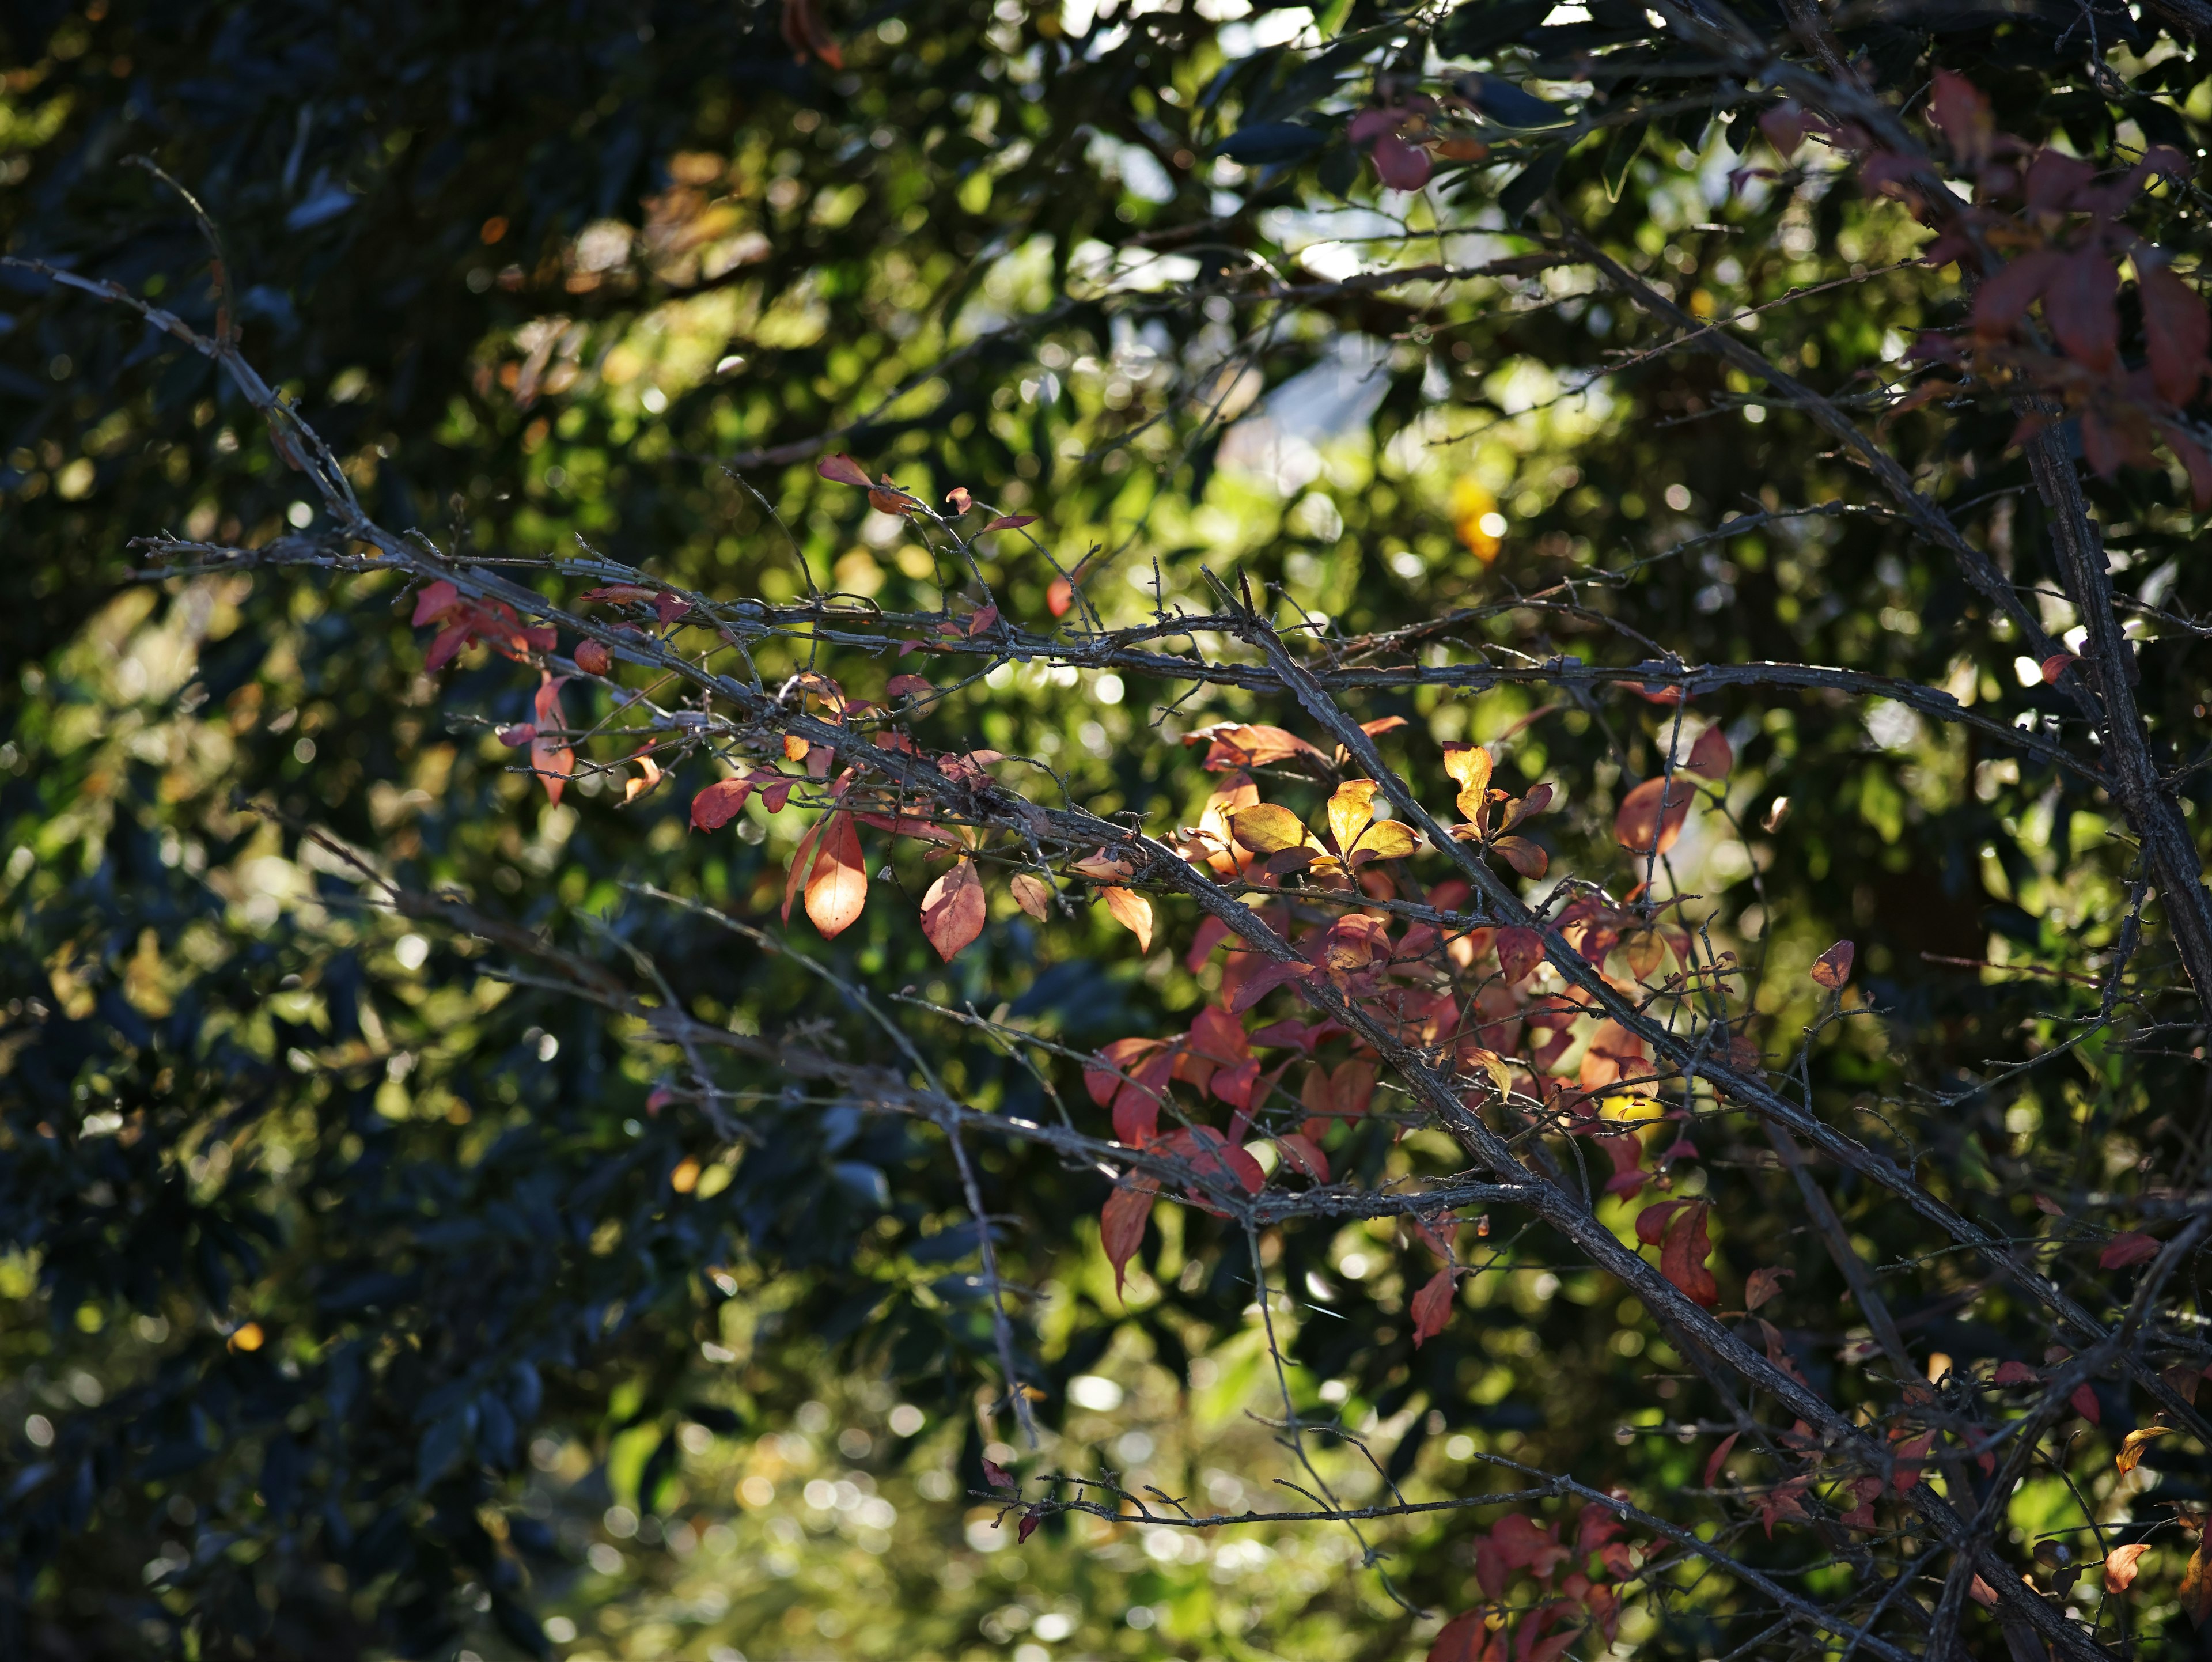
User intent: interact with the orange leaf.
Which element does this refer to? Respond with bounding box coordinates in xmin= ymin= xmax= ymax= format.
xmin=982 ymin=514 xmax=1036 ymax=532
xmin=1009 ymin=873 xmax=1052 ymax=920
xmin=1659 ymin=1200 xmax=1718 ymax=1308
xmin=2117 ymin=1425 xmax=2173 ymax=1475
xmin=2100 ymin=1231 xmax=2160 ymax=1270
xmin=574 ymin=639 xmax=612 ymax=675
xmin=804 ymin=811 xmax=869 ymax=938
xmin=1704 ymin=1430 xmax=1740 ymax=1489
xmin=2040 ymin=652 xmax=2078 ymax=684
xmin=816 ymin=453 xmax=872 ymax=488
xmin=1685 ymin=725 xmax=1733 ymax=778
xmin=1069 ymin=850 xmax=1135 ymax=881
xmin=2106 ymin=1542 xmax=2152 ymax=1593
xmin=530 ymin=674 xmax=573 ymax=805
xmin=1102 ymin=886 xmax=1153 ymax=952
xmin=1046 ymin=576 xmax=1074 ymax=617
xmin=2184 ymin=1537 xmax=2212 ymax=1625
xmin=1809 ymin=940 xmax=1854 ymax=989
xmin=1101 ymin=1181 xmax=1158 ymax=1298
xmin=782 ymin=816 xmax=825 ymax=926
xmin=1410 ymin=1266 xmax=1456 ymax=1347
xmin=1744 ymin=1266 xmax=1792 ymax=1311
xmin=691 ymin=777 xmax=755 ymax=831
xmin=920 ymin=857 xmax=987 ymax=961
xmin=1613 ymin=775 xmax=1695 ymax=857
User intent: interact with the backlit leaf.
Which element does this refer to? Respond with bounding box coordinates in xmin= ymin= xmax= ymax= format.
xmin=804 ymin=811 xmax=868 ymax=938
xmin=1327 ymin=779 xmax=1379 ymax=855
xmin=1410 ymin=1266 xmax=1456 ymax=1347
xmin=1613 ymin=775 xmax=1695 ymax=856
xmin=2106 ymin=1543 xmax=2152 ymax=1593
xmin=2100 ymin=1231 xmax=2160 ymax=1270
xmin=1809 ymin=940 xmax=1854 ymax=989
xmin=1009 ymin=873 xmax=1052 ymax=920
xmin=1230 ymin=803 xmax=1309 ymax=855
xmin=1102 ymin=886 xmax=1153 ymax=952
xmin=1046 ymin=576 xmax=1074 ymax=616
xmin=920 ymin=857 xmax=986 ymax=961
xmin=2116 ymin=1425 xmax=2173 ymax=1475
xmin=982 ymin=514 xmax=1036 ymax=532
xmin=816 ymin=453 xmax=872 ymax=487
xmin=1685 ymin=726 xmax=1733 ymax=778
xmin=691 ymin=777 xmax=754 ymax=831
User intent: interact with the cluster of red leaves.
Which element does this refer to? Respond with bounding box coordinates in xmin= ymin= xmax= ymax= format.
xmin=1429 ymin=1505 xmax=1637 ymax=1662
xmin=1857 ymin=72 xmax=2212 ymax=498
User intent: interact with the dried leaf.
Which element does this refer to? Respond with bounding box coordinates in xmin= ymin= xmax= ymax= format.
xmin=816 ymin=453 xmax=872 ymax=488
xmin=2106 ymin=1543 xmax=2152 ymax=1593
xmin=1069 ymin=850 xmax=1136 ymax=881
xmin=574 ymin=638 xmax=612 ymax=675
xmin=1102 ymin=886 xmax=1153 ymax=952
xmin=2117 ymin=1425 xmax=2174 ymax=1476
xmin=1744 ymin=1266 xmax=1793 ymax=1311
xmin=1009 ymin=873 xmax=1052 ymax=921
xmin=804 ymin=811 xmax=869 ymax=939
xmin=920 ymin=857 xmax=987 ymax=962
xmin=1809 ymin=940 xmax=1855 ymax=989
xmin=1613 ymin=775 xmax=1695 ymax=856
xmin=1685 ymin=725 xmax=1733 ymax=778
xmin=691 ymin=777 xmax=755 ymax=831
xmin=2100 ymin=1231 xmax=2160 ymax=1270
xmin=1410 ymin=1266 xmax=1456 ymax=1347
xmin=945 ymin=486 xmax=972 ymax=513
xmin=1703 ymin=1430 xmax=1741 ymax=1489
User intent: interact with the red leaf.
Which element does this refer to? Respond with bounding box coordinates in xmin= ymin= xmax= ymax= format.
xmin=1809 ymin=940 xmax=1854 ymax=989
xmin=410 ymin=580 xmax=461 ymax=626
xmin=530 ymin=674 xmax=573 ymax=806
xmin=1704 ymin=1430 xmax=1741 ymax=1489
xmin=1101 ymin=1180 xmax=1157 ymax=1298
xmin=2141 ymin=259 xmax=2211 ymax=404
xmin=1427 ymin=1610 xmax=1490 ymax=1662
xmin=1659 ymin=1200 xmax=1718 ymax=1308
xmin=691 ymin=777 xmax=755 ymax=831
xmin=816 ymin=453 xmax=872 ymax=488
xmin=920 ymin=857 xmax=987 ymax=961
xmin=2040 ymin=652 xmax=2079 ymax=684
xmin=1744 ymin=1266 xmax=1792 ymax=1311
xmin=782 ymin=817 xmax=824 ymax=926
xmin=1274 ymin=1133 xmax=1330 ymax=1183
xmin=967 ymin=604 xmax=1000 ymax=637
xmin=1046 ymin=576 xmax=1075 ymax=617
xmin=1016 ymin=1511 xmax=1039 ymax=1543
xmin=982 ymin=1458 xmax=1015 ymax=1490
xmin=2047 ymin=249 xmax=2119 ymax=372
xmin=1927 ymin=69 xmax=1993 ymax=165
xmin=2071 ymin=1383 xmax=2101 ymax=1423
xmin=497 ymin=724 xmax=536 ymax=748
xmin=1993 ymin=1360 xmax=2041 ymax=1385
xmin=1971 ymin=249 xmax=2062 ymax=342
xmin=804 ymin=811 xmax=869 ymax=938
xmin=1613 ymin=776 xmax=1695 ymax=856
xmin=1685 ymin=726 xmax=1733 ymax=778
xmin=1410 ymin=1266 xmax=1456 ymax=1347
xmin=2100 ymin=1230 xmax=2160 ymax=1270
xmin=982 ymin=514 xmax=1037 ymax=532
xmin=653 ymin=593 xmax=691 ymax=629
xmin=1497 ymin=926 xmax=1544 ymax=986
xmin=885 ymin=673 xmax=933 ymax=699
xmin=574 ymin=639 xmax=612 ymax=675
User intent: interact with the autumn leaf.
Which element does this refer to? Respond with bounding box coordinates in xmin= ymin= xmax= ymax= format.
xmin=530 ymin=673 xmax=573 ymax=806
xmin=2047 ymin=247 xmax=2119 ymax=371
xmin=1491 ymin=835 xmax=1546 ymax=879
xmin=1069 ymin=850 xmax=1136 ymax=881
xmin=574 ymin=638 xmax=611 ymax=675
xmin=1703 ymin=1430 xmax=1740 ymax=1489
xmin=1442 ymin=741 xmax=1494 ymax=823
xmin=981 ymin=514 xmax=1036 ymax=532
xmin=1009 ymin=873 xmax=1052 ymax=920
xmin=2141 ymin=258 xmax=2212 ymax=404
xmin=2040 ymin=652 xmax=2078 ymax=684
xmin=1685 ymin=725 xmax=1733 ymax=778
xmin=804 ymin=811 xmax=869 ymax=939
xmin=1046 ymin=576 xmax=1075 ymax=617
xmin=2100 ymin=1231 xmax=2160 ymax=1270
xmin=946 ymin=486 xmax=972 ymax=513
xmin=1639 ymin=1198 xmax=1718 ymax=1308
xmin=1102 ymin=886 xmax=1153 ymax=952
xmin=2184 ymin=1536 xmax=2212 ymax=1625
xmin=2105 ymin=1542 xmax=2152 ymax=1593
xmin=691 ymin=777 xmax=755 ymax=831
xmin=2071 ymin=1383 xmax=2101 ymax=1423
xmin=1410 ymin=1266 xmax=1456 ymax=1347
xmin=981 ymin=1457 xmax=1015 ymax=1490
xmin=1809 ymin=940 xmax=1854 ymax=989
xmin=410 ymin=579 xmax=462 ymax=626
xmin=1992 ymin=1360 xmax=2040 ymax=1385
xmin=1327 ymin=779 xmax=1379 ymax=856
xmin=1497 ymin=926 xmax=1543 ymax=986
xmin=1426 ymin=1610 xmax=1490 ymax=1662
xmin=816 ymin=452 xmax=872 ymax=487
xmin=1744 ymin=1266 xmax=1793 ymax=1311
xmin=1273 ymin=1133 xmax=1330 ymax=1183
xmin=884 ymin=673 xmax=932 ymax=700
xmin=1099 ymin=1180 xmax=1154 ymax=1301
xmin=653 ymin=592 xmax=691 ymax=629
xmin=2116 ymin=1425 xmax=2173 ymax=1475
xmin=1613 ymin=775 xmax=1695 ymax=857
xmin=967 ymin=604 xmax=1000 ymax=637
xmin=1230 ymin=803 xmax=1310 ymax=855
xmin=779 ymin=0 xmax=843 ymax=65
xmin=1016 ymin=1511 xmax=1039 ymax=1544
xmin=920 ymin=857 xmax=986 ymax=961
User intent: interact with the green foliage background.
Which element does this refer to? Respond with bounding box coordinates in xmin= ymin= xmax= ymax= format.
xmin=3 ymin=1 xmax=2210 ymax=1659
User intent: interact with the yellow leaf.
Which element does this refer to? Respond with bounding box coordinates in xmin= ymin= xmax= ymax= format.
xmin=1442 ymin=743 xmax=1493 ymax=825
xmin=2117 ymin=1424 xmax=2174 ymax=1475
xmin=1229 ymin=802 xmax=1309 ymax=855
xmin=1327 ymin=779 xmax=1378 ymax=855
xmin=1350 ymin=820 xmax=1421 ymax=864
